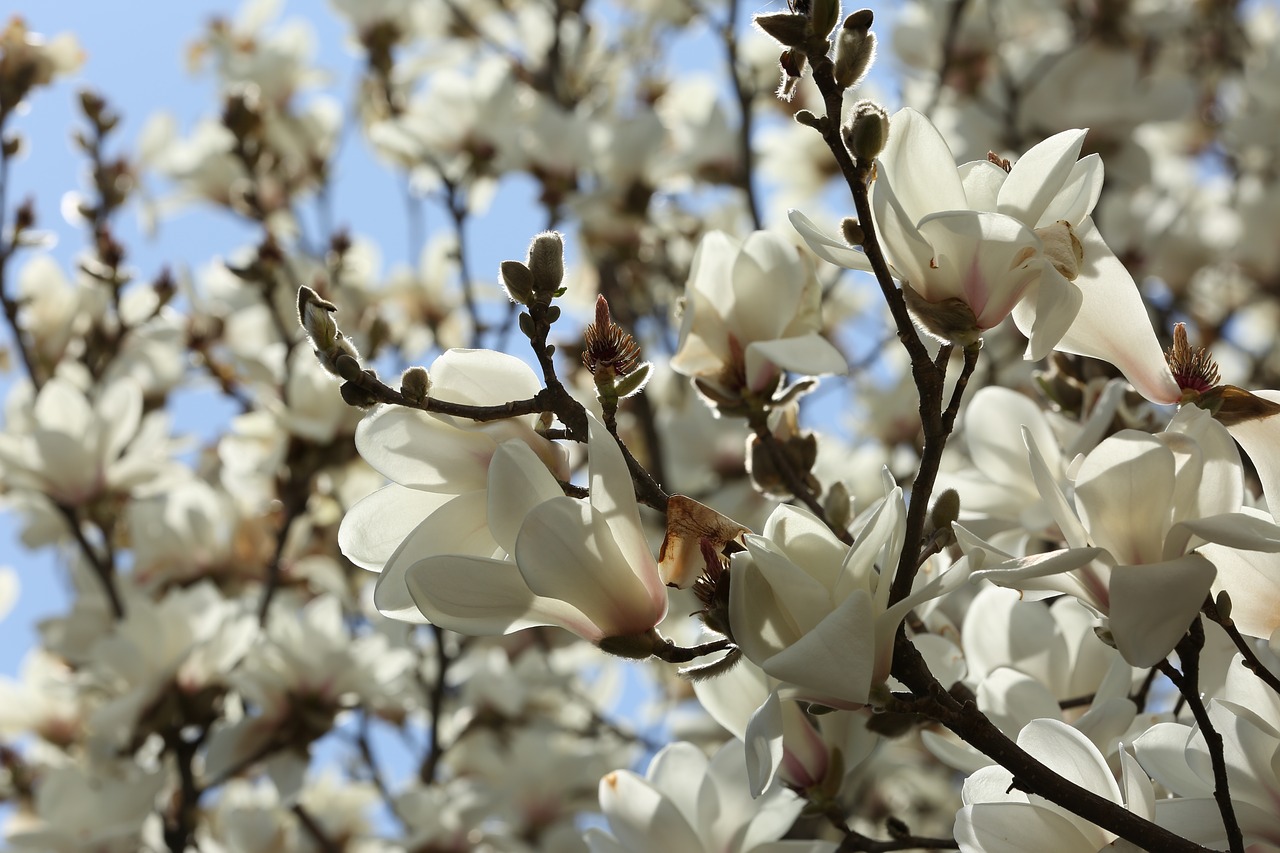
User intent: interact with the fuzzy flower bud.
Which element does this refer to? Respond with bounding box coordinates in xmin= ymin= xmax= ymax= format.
xmin=527 ymin=231 xmax=565 ymax=297
xmin=297 ymin=285 xmax=361 ymax=378
xmin=842 ymin=99 xmax=890 ymax=163
xmin=833 ymin=10 xmax=876 ymax=89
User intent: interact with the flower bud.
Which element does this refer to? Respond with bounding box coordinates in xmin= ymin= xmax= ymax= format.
xmin=598 ymin=629 xmax=661 ymax=660
xmin=842 ymin=100 xmax=890 ymax=163
xmin=612 ymin=361 xmax=652 ymax=398
xmin=298 ymin=285 xmax=363 ymax=378
xmin=400 ymin=366 xmax=431 ymax=403
xmin=527 ymin=231 xmax=565 ymax=297
xmin=810 ymin=0 xmax=840 ymax=40
xmin=840 ymin=217 xmax=865 ymax=246
xmin=500 ymin=260 xmax=534 ymax=304
xmin=833 ymin=12 xmax=876 ymax=89
xmin=754 ymin=12 xmax=809 ymax=48
xmin=902 ymin=283 xmax=982 ymax=346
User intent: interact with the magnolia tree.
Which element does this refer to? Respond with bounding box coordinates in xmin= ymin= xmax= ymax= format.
xmin=4 ymin=0 xmax=1280 ymax=851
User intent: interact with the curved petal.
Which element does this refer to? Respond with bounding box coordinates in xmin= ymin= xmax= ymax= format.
xmin=744 ymin=689 xmax=785 ymax=798
xmin=965 ymin=387 xmax=1062 ymax=490
xmin=788 ymin=209 xmax=879 ymax=274
xmin=998 ymin=128 xmax=1088 ymax=228
xmin=515 ymin=497 xmax=663 ymax=640
xmin=958 ymin=160 xmax=1007 ymax=212
xmin=405 ymin=554 xmax=597 ymax=637
xmin=1040 ymin=154 xmax=1104 ymax=228
xmin=597 ymin=768 xmax=703 ymax=851
xmin=1020 ymin=263 xmax=1084 ymax=361
xmin=729 ymin=232 xmax=805 ymax=344
xmin=1047 ymin=220 xmax=1181 ymax=404
xmin=486 ymin=440 xmax=563 ymax=556
xmin=956 ymin=803 xmax=1099 ymax=853
xmin=762 ymin=590 xmax=876 ymax=707
xmin=1202 ymin=543 xmax=1280 ymax=639
xmin=1226 ymin=390 xmax=1280 ymax=520
xmin=879 ymin=108 xmax=968 ymax=223
xmin=355 ymin=405 xmax=495 ymax=492
xmin=338 ymin=483 xmax=455 ymax=571
xmin=1018 ymin=717 xmax=1122 ymax=805
xmin=429 ymin=348 xmax=542 ymax=408
xmin=745 ymin=335 xmax=847 ymax=388
xmin=1075 ymin=431 xmax=1174 ymax=566
xmin=1108 ymin=555 xmax=1216 ymax=666
xmin=374 ymin=489 xmax=496 ymax=622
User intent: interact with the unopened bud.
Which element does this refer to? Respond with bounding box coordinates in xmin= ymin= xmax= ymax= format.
xmin=930 ymin=489 xmax=961 ymax=531
xmin=612 ymin=361 xmax=652 ymax=398
xmin=400 ymin=366 xmax=431 ymax=403
xmin=843 ymin=100 xmax=890 ymax=163
xmin=500 ymin=260 xmax=534 ymax=304
xmin=833 ymin=12 xmax=876 ymax=89
xmin=840 ymin=217 xmax=865 ymax=246
xmin=755 ymin=12 xmax=809 ymax=48
xmin=527 ymin=231 xmax=565 ymax=297
xmin=598 ymin=630 xmax=661 ymax=660
xmin=340 ymin=378 xmax=379 ymax=408
xmin=297 ymin=285 xmax=361 ymax=377
xmin=1214 ymin=590 xmax=1233 ymax=623
xmin=824 ymin=481 xmax=852 ymax=530
xmin=902 ymin=283 xmax=982 ymax=347
xmin=810 ymin=0 xmax=840 ymax=40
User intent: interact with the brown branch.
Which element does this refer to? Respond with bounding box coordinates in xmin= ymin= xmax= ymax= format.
xmin=1203 ymin=597 xmax=1280 ymax=700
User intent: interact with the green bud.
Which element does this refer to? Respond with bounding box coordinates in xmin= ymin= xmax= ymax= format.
xmin=793 ymin=109 xmax=826 ymax=131
xmin=833 ymin=12 xmax=876 ymax=89
xmin=400 ymin=366 xmax=431 ymax=403
xmin=930 ymin=489 xmax=961 ymax=531
xmin=527 ymin=231 xmax=565 ymax=296
xmin=546 ymin=304 xmax=562 ymax=323
xmin=810 ymin=0 xmax=840 ymax=40
xmin=518 ymin=311 xmax=536 ymax=339
xmin=613 ymin=361 xmax=652 ymax=398
xmin=500 ymin=260 xmax=534 ymax=304
xmin=754 ymin=12 xmax=809 ymax=48
xmin=843 ymin=99 xmax=890 ymax=163
xmin=340 ymin=379 xmax=379 ymax=408
xmin=1215 ymin=590 xmax=1232 ymax=622
xmin=840 ymin=217 xmax=865 ymax=245
xmin=824 ymin=481 xmax=851 ymax=530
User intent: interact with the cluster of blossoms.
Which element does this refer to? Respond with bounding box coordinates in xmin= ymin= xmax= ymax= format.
xmin=3 ymin=1 xmax=1280 ymax=853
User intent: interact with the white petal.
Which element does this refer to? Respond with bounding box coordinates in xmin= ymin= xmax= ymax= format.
xmin=956 ymin=803 xmax=1099 ymax=853
xmin=729 ymin=232 xmax=805 ymax=344
xmin=1108 ymin=555 xmax=1216 ymax=666
xmin=429 ymin=348 xmax=542 ymax=407
xmin=1018 ymin=717 xmax=1122 ymax=805
xmin=1202 ymin=544 xmax=1280 ymax=639
xmin=879 ymin=108 xmax=968 ymax=223
xmin=788 ymin=209 xmax=878 ymax=273
xmin=745 ymin=335 xmax=847 ymax=387
xmin=1041 ymin=154 xmax=1104 ymax=227
xmin=355 ymin=405 xmax=494 ymax=492
xmin=1226 ymin=390 xmax=1280 ymax=520
xmin=516 ymin=497 xmax=663 ymax=639
xmin=1049 ymin=220 xmax=1181 ymax=404
xmin=1075 ymin=431 xmax=1174 ymax=565
xmin=762 ymin=590 xmax=876 ymax=707
xmin=486 ymin=440 xmax=563 ymax=555
xmin=914 ymin=211 xmax=1041 ymax=327
xmin=998 ymin=128 xmax=1087 ymax=228
xmin=338 ymin=483 xmax=454 ymax=571
xmin=598 ymin=768 xmax=703 ymax=851
xmin=958 ymin=160 xmax=1006 ymax=211
xmin=744 ymin=690 xmax=784 ymax=798
xmin=405 ymin=554 xmax=596 ymax=637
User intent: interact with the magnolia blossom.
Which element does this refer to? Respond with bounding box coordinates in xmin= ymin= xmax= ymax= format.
xmin=338 ymin=348 xmax=568 ymax=622
xmin=670 ymin=230 xmax=847 ymax=404
xmin=956 ymin=718 xmax=1155 ymax=853
xmin=583 ymin=741 xmax=829 ymax=853
xmin=729 ymin=476 xmax=972 ymax=710
xmin=791 ymin=108 xmax=1180 ymax=404
xmin=403 ymin=413 xmax=669 ymax=647
xmin=964 ymin=405 xmax=1280 ymax=666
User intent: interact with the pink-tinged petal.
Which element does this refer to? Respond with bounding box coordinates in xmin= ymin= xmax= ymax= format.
xmin=1074 ymin=431 xmax=1174 ymax=566
xmin=788 ymin=209 xmax=879 ymax=274
xmin=744 ymin=335 xmax=847 ymax=389
xmin=374 ymin=490 xmax=496 ymax=622
xmin=1108 ymin=555 xmax=1216 ymax=666
xmin=1040 ymin=154 xmax=1104 ymax=227
xmin=355 ymin=405 xmax=495 ymax=492
xmin=744 ymin=690 xmax=784 ymax=798
xmin=1226 ymin=390 xmax=1280 ymax=520
xmin=405 ymin=554 xmax=598 ymax=638
xmin=1201 ymin=543 xmax=1280 ymax=639
xmin=597 ymin=768 xmax=703 ymax=851
xmin=879 ymin=108 xmax=968 ymax=223
xmin=956 ymin=803 xmax=1099 ymax=853
xmin=516 ymin=497 xmax=664 ymax=639
xmin=998 ymin=128 xmax=1088 ymax=228
xmin=914 ymin=211 xmax=1041 ymax=327
xmin=586 ymin=414 xmax=667 ymax=612
xmin=338 ymin=483 xmax=455 ymax=571
xmin=762 ymin=590 xmax=876 ymax=707
xmin=1046 ymin=220 xmax=1181 ymax=404
xmin=486 ymin=440 xmax=563 ymax=556
xmin=429 ymin=348 xmax=542 ymax=408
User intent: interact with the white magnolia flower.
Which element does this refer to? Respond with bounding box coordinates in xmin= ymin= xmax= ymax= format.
xmin=956 ymin=718 xmax=1155 ymax=853
xmin=964 ymin=405 xmax=1280 ymax=666
xmin=402 ymin=413 xmax=669 ymax=647
xmin=729 ymin=477 xmax=973 ymax=710
xmin=338 ymin=348 xmax=567 ymax=622
xmin=0 ymin=375 xmax=182 ymax=506
xmin=791 ymin=108 xmax=1181 ymax=404
xmin=670 ymin=230 xmax=847 ymax=404
xmin=583 ymin=740 xmax=831 ymax=853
